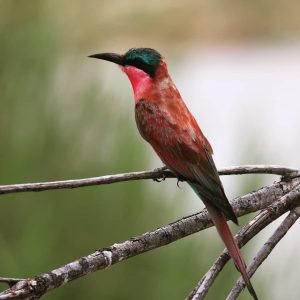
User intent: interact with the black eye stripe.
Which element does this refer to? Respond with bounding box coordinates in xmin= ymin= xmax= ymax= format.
xmin=126 ymin=59 xmax=156 ymax=78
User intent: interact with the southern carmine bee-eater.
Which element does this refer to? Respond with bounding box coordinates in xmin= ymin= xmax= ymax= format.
xmin=89 ymin=48 xmax=258 ymax=300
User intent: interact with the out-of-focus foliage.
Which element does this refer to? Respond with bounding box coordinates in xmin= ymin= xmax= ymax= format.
xmin=0 ymin=1 xmax=225 ymax=300
xmin=1 ymin=1 xmax=299 ymax=299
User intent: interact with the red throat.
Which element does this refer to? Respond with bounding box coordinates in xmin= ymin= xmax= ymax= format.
xmin=121 ymin=66 xmax=152 ymax=103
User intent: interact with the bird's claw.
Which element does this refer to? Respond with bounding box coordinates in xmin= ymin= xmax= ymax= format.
xmin=176 ymin=175 xmax=185 ymax=188
xmin=153 ymin=165 xmax=168 ymax=172
xmin=153 ymin=166 xmax=168 ymax=182
xmin=153 ymin=174 xmax=166 ymax=182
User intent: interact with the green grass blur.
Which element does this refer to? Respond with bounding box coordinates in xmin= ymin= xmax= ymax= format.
xmin=2 ymin=1 xmax=298 ymax=299
xmin=0 ymin=2 xmax=220 ymax=299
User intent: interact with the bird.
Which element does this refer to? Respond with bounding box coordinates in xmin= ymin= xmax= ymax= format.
xmin=89 ymin=48 xmax=258 ymax=299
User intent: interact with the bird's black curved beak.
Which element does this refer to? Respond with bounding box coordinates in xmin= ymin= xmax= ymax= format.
xmin=88 ymin=53 xmax=124 ymax=66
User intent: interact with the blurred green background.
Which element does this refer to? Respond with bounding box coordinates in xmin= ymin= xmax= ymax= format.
xmin=1 ymin=1 xmax=300 ymax=299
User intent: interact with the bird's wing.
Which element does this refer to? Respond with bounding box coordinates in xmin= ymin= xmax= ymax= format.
xmin=135 ymin=99 xmax=236 ymax=222
xmin=177 ymin=136 xmax=238 ymax=224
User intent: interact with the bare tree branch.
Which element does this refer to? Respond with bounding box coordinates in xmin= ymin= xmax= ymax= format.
xmin=186 ymin=212 xmax=267 ymax=300
xmin=186 ymin=186 xmax=300 ymax=300
xmin=0 ymin=278 xmax=25 ymax=288
xmin=0 ymin=171 xmax=300 ymax=299
xmin=227 ymin=207 xmax=300 ymax=300
xmin=0 ymin=165 xmax=298 ymax=195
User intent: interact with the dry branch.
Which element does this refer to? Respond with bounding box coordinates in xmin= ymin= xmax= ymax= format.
xmin=0 ymin=165 xmax=298 ymax=195
xmin=186 ymin=186 xmax=300 ymax=300
xmin=227 ymin=207 xmax=300 ymax=300
xmin=0 ymin=165 xmax=299 ymax=299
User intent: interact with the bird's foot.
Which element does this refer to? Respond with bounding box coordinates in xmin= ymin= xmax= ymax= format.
xmin=153 ymin=165 xmax=168 ymax=172
xmin=153 ymin=166 xmax=168 ymax=182
xmin=153 ymin=174 xmax=166 ymax=182
xmin=176 ymin=175 xmax=185 ymax=188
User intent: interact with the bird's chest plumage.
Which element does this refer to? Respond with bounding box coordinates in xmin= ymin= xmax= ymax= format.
xmin=135 ymin=99 xmax=177 ymax=147
xmin=134 ymin=98 xmax=203 ymax=173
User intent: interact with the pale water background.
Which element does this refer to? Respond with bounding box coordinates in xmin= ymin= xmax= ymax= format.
xmin=178 ymin=44 xmax=300 ymax=300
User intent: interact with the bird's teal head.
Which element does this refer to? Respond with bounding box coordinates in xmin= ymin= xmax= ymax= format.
xmin=89 ymin=48 xmax=162 ymax=78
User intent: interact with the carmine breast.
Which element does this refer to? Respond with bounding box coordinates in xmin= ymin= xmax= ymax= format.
xmin=135 ymin=99 xmax=176 ymax=145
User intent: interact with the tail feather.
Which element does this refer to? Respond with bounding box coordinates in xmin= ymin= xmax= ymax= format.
xmin=204 ymin=200 xmax=258 ymax=300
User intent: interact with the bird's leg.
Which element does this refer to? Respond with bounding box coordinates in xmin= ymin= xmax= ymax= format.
xmin=153 ymin=166 xmax=168 ymax=182
xmin=176 ymin=174 xmax=185 ymax=188
xmin=154 ymin=165 xmax=168 ymax=172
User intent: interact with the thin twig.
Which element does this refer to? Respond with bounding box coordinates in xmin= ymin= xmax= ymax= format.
xmin=1 ymin=181 xmax=300 ymax=299
xmin=0 ymin=165 xmax=298 ymax=195
xmin=218 ymin=165 xmax=299 ymax=177
xmin=227 ymin=207 xmax=300 ymax=300
xmin=186 ymin=212 xmax=267 ymax=300
xmin=186 ymin=187 xmax=300 ymax=300
xmin=0 ymin=168 xmax=174 ymax=195
xmin=0 ymin=278 xmax=24 ymax=288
